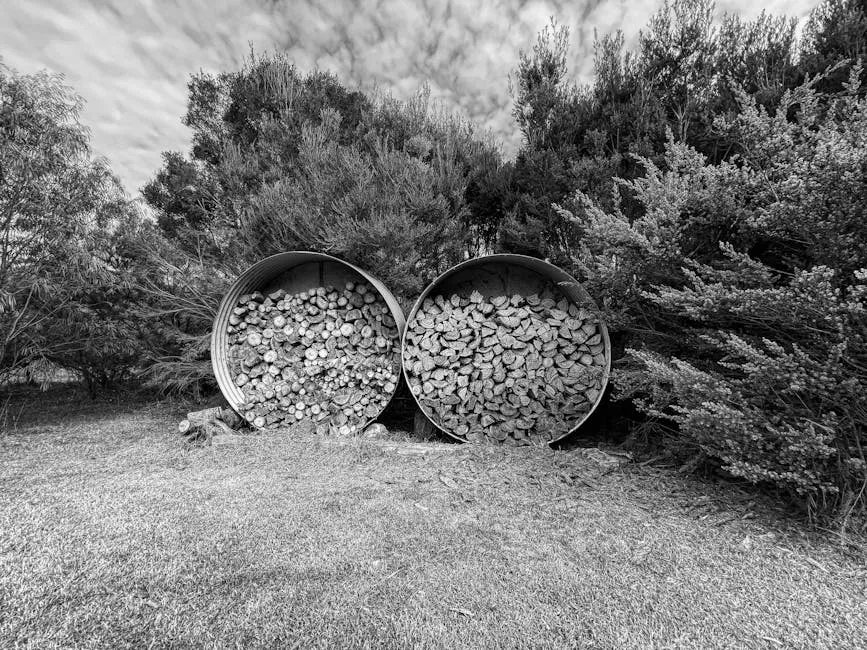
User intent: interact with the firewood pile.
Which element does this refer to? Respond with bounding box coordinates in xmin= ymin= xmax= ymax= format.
xmin=225 ymin=282 xmax=401 ymax=434
xmin=403 ymin=288 xmax=607 ymax=444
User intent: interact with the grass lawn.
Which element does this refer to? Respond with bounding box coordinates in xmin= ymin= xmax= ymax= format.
xmin=1 ymin=392 xmax=866 ymax=649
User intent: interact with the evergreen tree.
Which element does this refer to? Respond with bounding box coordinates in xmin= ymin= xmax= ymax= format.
xmin=556 ymin=68 xmax=867 ymax=523
xmin=143 ymin=52 xmax=503 ymax=297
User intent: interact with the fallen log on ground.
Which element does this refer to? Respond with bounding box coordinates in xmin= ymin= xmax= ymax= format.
xmin=178 ymin=407 xmax=240 ymax=442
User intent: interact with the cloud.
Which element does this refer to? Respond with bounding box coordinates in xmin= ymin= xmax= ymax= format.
xmin=1 ymin=0 xmax=817 ymax=195
xmin=1 ymin=0 xmax=282 ymax=194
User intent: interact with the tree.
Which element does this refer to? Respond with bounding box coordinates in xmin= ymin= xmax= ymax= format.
xmin=499 ymin=0 xmax=798 ymax=259
xmin=0 ymin=62 xmax=149 ymax=392
xmin=143 ymin=51 xmax=504 ymax=297
xmin=37 ymin=207 xmax=160 ymax=395
xmin=800 ymin=0 xmax=867 ymax=92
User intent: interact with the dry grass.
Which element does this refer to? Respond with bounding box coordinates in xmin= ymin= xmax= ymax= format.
xmin=1 ymin=395 xmax=866 ymax=649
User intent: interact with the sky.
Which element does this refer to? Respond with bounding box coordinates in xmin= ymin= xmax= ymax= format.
xmin=1 ymin=0 xmax=818 ymax=196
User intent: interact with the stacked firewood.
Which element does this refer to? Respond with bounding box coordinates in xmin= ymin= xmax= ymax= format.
xmin=403 ymin=288 xmax=607 ymax=444
xmin=226 ymin=282 xmax=401 ymax=434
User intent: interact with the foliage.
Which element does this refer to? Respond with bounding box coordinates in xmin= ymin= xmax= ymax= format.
xmin=499 ymin=0 xmax=798 ymax=258
xmin=134 ymin=236 xmax=235 ymax=397
xmin=36 ymin=209 xmax=161 ymax=395
xmin=0 ymin=62 xmax=151 ymax=393
xmin=556 ymin=68 xmax=867 ymax=522
xmin=143 ymin=52 xmax=503 ymax=297
xmin=141 ymin=51 xmax=505 ymax=392
xmin=233 ymin=98 xmax=477 ymax=298
xmin=800 ymin=0 xmax=867 ymax=92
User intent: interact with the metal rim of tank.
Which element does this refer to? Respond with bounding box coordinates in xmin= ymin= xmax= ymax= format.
xmin=401 ymin=253 xmax=611 ymax=445
xmin=212 ymin=251 xmax=407 ymax=431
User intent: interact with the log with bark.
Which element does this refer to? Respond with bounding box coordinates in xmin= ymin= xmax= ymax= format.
xmin=178 ymin=406 xmax=239 ymax=442
xmin=224 ymin=282 xmax=401 ymax=434
xmin=403 ymin=288 xmax=607 ymax=445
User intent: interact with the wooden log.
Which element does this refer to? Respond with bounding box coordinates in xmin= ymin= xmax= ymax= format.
xmin=178 ymin=418 xmax=226 ymax=442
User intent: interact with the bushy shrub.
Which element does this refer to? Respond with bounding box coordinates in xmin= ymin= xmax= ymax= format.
xmin=556 ymin=68 xmax=867 ymax=522
xmin=144 ymin=53 xmax=503 ymax=297
xmin=36 ymin=210 xmax=158 ymax=395
xmin=135 ymin=244 xmax=232 ymax=397
xmin=234 ymin=104 xmax=475 ymax=298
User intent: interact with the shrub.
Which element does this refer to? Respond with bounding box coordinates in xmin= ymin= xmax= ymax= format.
xmin=36 ymin=210 xmax=157 ymax=395
xmin=556 ymin=68 xmax=867 ymax=523
xmin=128 ymin=231 xmax=236 ymax=397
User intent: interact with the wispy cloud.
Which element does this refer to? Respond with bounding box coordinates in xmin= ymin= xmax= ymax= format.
xmin=1 ymin=0 xmax=817 ymax=195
